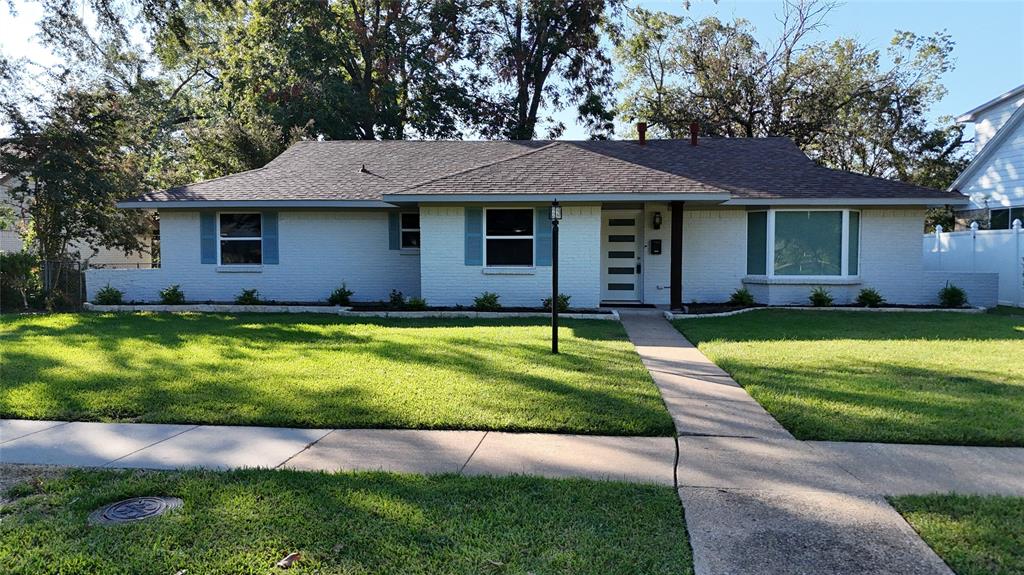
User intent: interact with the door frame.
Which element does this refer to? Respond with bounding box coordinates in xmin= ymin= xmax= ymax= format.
xmin=600 ymin=208 xmax=644 ymax=303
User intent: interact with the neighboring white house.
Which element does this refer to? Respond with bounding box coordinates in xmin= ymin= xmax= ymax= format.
xmin=949 ymin=83 xmax=1024 ymax=230
xmin=0 ymin=172 xmax=154 ymax=268
xmin=86 ymin=134 xmax=999 ymax=308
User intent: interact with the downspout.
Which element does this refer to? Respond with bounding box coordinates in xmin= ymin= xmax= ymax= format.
xmin=670 ymin=201 xmax=684 ymax=310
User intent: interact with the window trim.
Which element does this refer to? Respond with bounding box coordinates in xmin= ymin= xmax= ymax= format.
xmin=216 ymin=211 xmax=263 ymax=266
xmin=483 ymin=207 xmax=535 ymax=268
xmin=751 ymin=208 xmax=860 ymax=279
xmin=399 ymin=211 xmax=421 ymax=250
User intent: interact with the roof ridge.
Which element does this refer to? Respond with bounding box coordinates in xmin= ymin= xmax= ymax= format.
xmin=394 ymin=141 xmax=563 ymax=194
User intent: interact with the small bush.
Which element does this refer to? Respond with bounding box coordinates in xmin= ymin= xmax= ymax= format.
xmin=0 ymin=251 xmax=40 ymax=310
xmin=728 ymin=287 xmax=755 ymax=306
xmin=328 ymin=283 xmax=353 ymax=306
xmin=389 ymin=289 xmax=406 ymax=308
xmin=938 ymin=282 xmax=967 ymax=308
xmin=856 ymin=287 xmax=885 ymax=308
xmin=94 ymin=285 xmax=125 ymax=305
xmin=405 ymin=296 xmax=428 ymax=310
xmin=234 ymin=289 xmax=262 ymax=305
xmin=473 ymin=291 xmax=501 ymax=311
xmin=542 ymin=293 xmax=571 ymax=312
xmin=809 ymin=286 xmax=833 ymax=307
xmin=159 ymin=284 xmax=185 ymax=305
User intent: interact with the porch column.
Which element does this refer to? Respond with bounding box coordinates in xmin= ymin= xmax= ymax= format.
xmin=670 ymin=201 xmax=684 ymax=310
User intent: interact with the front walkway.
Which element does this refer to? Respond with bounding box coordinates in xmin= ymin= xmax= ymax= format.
xmin=3 ymin=310 xmax=1024 ymax=574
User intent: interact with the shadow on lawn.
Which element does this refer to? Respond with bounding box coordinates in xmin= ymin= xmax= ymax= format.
xmin=0 ymin=313 xmax=674 ymax=435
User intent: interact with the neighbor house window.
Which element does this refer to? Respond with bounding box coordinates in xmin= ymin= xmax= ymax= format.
xmin=990 ymin=207 xmax=1024 ymax=229
xmin=401 ymin=212 xmax=420 ymax=249
xmin=219 ymin=213 xmax=262 ymax=265
xmin=485 ymin=208 xmax=533 ymax=266
xmin=747 ymin=209 xmax=860 ymax=277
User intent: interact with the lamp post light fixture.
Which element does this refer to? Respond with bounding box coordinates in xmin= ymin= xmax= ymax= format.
xmin=550 ymin=199 xmax=561 ymax=354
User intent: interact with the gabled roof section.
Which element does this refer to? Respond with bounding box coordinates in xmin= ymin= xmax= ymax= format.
xmin=949 ymin=102 xmax=1024 ymax=192
xmin=957 ymin=83 xmax=1024 ymax=123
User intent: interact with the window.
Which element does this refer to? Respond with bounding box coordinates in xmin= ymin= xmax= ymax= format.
xmin=219 ymin=213 xmax=262 ymax=265
xmin=400 ymin=212 xmax=420 ymax=249
xmin=485 ymin=208 xmax=533 ymax=266
xmin=990 ymin=207 xmax=1024 ymax=229
xmin=746 ymin=209 xmax=860 ymax=277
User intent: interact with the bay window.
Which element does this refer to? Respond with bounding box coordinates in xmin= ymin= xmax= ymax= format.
xmin=747 ymin=209 xmax=860 ymax=277
xmin=485 ymin=208 xmax=533 ymax=266
xmin=219 ymin=213 xmax=262 ymax=265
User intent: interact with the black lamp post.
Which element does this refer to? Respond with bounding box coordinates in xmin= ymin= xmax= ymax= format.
xmin=550 ymin=199 xmax=562 ymax=354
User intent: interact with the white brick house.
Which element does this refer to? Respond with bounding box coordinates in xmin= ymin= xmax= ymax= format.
xmin=87 ymin=135 xmax=999 ymax=308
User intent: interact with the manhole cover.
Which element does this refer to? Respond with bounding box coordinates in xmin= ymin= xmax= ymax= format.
xmin=89 ymin=496 xmax=183 ymax=525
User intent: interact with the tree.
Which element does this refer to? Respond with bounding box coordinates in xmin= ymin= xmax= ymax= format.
xmin=467 ymin=0 xmax=625 ymax=139
xmin=615 ymin=0 xmax=971 ymax=195
xmin=0 ymin=85 xmax=148 ymax=306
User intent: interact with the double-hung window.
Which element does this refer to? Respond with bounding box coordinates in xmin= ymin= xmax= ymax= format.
xmin=219 ymin=213 xmax=262 ymax=265
xmin=400 ymin=212 xmax=421 ymax=249
xmin=747 ymin=209 xmax=860 ymax=277
xmin=485 ymin=208 xmax=533 ymax=266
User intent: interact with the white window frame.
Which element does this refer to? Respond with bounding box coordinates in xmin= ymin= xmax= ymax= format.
xmin=483 ymin=207 xmax=535 ymax=268
xmin=217 ymin=211 xmax=263 ymax=266
xmin=400 ymin=211 xmax=421 ymax=250
xmin=760 ymin=208 xmax=860 ymax=279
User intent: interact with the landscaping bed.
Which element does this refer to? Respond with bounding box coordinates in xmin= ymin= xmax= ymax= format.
xmin=0 ymin=466 xmax=693 ymax=575
xmin=673 ymin=309 xmax=1024 ymax=445
xmin=891 ymin=494 xmax=1023 ymax=575
xmin=0 ymin=313 xmax=672 ymax=435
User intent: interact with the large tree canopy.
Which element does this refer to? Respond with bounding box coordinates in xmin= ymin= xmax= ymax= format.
xmin=614 ymin=0 xmax=970 ymax=192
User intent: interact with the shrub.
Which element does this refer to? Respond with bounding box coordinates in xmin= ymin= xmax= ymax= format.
xmin=728 ymin=287 xmax=755 ymax=307
xmin=542 ymin=293 xmax=572 ymax=312
xmin=234 ymin=289 xmax=262 ymax=305
xmin=389 ymin=289 xmax=406 ymax=308
xmin=0 ymin=251 xmax=40 ymax=310
xmin=856 ymin=287 xmax=885 ymax=308
xmin=328 ymin=283 xmax=353 ymax=306
xmin=159 ymin=284 xmax=185 ymax=305
xmin=809 ymin=286 xmax=833 ymax=307
xmin=405 ymin=296 xmax=428 ymax=310
xmin=94 ymin=285 xmax=125 ymax=305
xmin=938 ymin=282 xmax=967 ymax=308
xmin=473 ymin=291 xmax=501 ymax=311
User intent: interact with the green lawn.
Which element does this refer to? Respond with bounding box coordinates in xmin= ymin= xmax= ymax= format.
xmin=891 ymin=495 xmax=1024 ymax=575
xmin=673 ymin=310 xmax=1024 ymax=445
xmin=0 ymin=313 xmax=673 ymax=436
xmin=0 ymin=467 xmax=693 ymax=575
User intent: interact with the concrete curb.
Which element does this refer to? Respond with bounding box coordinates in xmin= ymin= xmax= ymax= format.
xmin=665 ymin=305 xmax=987 ymax=320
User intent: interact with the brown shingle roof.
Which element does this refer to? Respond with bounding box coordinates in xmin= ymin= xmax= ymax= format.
xmin=132 ymin=138 xmax=965 ymax=203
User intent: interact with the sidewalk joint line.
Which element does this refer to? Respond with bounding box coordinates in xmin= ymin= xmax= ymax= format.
xmin=0 ymin=421 xmax=71 ymax=445
xmin=103 ymin=424 xmax=200 ymax=467
xmin=275 ymin=428 xmax=337 ymax=469
xmin=459 ymin=431 xmax=488 ymax=475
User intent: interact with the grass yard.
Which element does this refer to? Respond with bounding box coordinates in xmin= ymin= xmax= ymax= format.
xmin=673 ymin=309 xmax=1024 ymax=445
xmin=0 ymin=313 xmax=673 ymax=436
xmin=890 ymin=495 xmax=1024 ymax=575
xmin=0 ymin=466 xmax=693 ymax=575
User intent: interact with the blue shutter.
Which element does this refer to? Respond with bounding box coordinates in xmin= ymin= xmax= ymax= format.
xmin=389 ymin=212 xmax=400 ymax=250
xmin=200 ymin=212 xmax=216 ymax=264
xmin=262 ymin=211 xmax=279 ymax=264
xmin=464 ymin=207 xmax=483 ymax=266
xmin=535 ymin=207 xmax=552 ymax=266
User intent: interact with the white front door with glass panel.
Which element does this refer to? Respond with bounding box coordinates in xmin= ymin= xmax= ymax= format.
xmin=601 ymin=210 xmax=643 ymax=302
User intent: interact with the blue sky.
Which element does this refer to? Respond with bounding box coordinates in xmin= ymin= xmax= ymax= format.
xmin=3 ymin=0 xmax=1022 ymax=140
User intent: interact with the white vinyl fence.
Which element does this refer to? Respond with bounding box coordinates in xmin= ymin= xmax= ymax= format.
xmin=923 ymin=220 xmax=1024 ymax=307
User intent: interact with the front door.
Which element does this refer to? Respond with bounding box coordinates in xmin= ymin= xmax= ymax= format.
xmin=601 ymin=210 xmax=643 ymax=302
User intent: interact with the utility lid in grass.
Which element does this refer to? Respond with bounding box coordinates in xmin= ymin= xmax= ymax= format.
xmin=88 ymin=496 xmax=183 ymax=525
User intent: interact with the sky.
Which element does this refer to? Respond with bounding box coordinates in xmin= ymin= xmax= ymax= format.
xmin=2 ymin=0 xmax=1023 ymax=140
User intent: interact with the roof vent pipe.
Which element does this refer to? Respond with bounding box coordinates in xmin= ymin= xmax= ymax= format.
xmin=637 ymin=122 xmax=647 ymax=145
xmin=689 ymin=121 xmax=699 ymax=146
